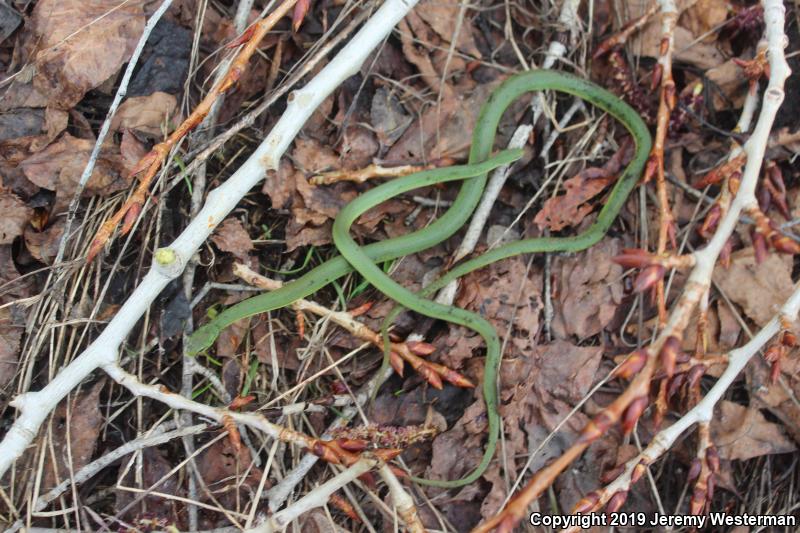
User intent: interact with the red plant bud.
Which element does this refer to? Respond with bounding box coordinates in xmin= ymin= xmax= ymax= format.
xmin=771 ymin=235 xmax=800 ymax=255
xmin=752 ymin=229 xmax=768 ymax=264
xmin=606 ymin=490 xmax=629 ymax=513
xmin=757 ymin=184 xmax=772 ymax=213
xmin=572 ymin=491 xmax=601 ymax=513
xmin=782 ymin=331 xmax=798 ymax=347
xmin=659 ymin=336 xmax=682 ymax=378
xmin=687 ymin=364 xmax=707 ymax=389
xmin=389 ymin=352 xmax=405 ymax=376
xmin=348 ymin=302 xmax=372 ymax=317
xmin=292 ymin=0 xmax=311 ymax=32
xmin=227 ymin=24 xmax=257 ymax=48
xmin=330 ymin=380 xmax=348 ymax=395
xmin=667 ymin=373 xmax=686 ymax=399
xmin=373 ymin=448 xmax=403 ymax=461
xmin=690 ymin=487 xmax=707 ymax=515
xmin=667 ymin=219 xmax=677 ymax=250
xmin=614 ymin=349 xmax=648 ymax=379
xmin=728 ymin=171 xmax=741 ymax=194
xmin=698 ymin=203 xmax=721 ymax=238
xmin=651 ymin=63 xmax=663 ymax=91
xmin=407 ymin=341 xmax=436 ymax=356
xmin=706 ymin=446 xmax=720 ymax=473
xmin=664 ymin=81 xmax=677 ymax=110
xmin=229 ymin=395 xmax=255 ymax=410
xmin=600 ymin=464 xmax=626 ymax=484
xmin=621 ymin=396 xmax=649 ymax=435
xmin=631 ymin=460 xmax=647 ymax=484
xmin=418 ymin=364 xmax=444 ymax=390
xmin=336 ymin=438 xmax=369 ymax=452
xmin=770 ymin=360 xmax=781 ymax=383
xmin=706 ymin=473 xmax=715 ymax=502
xmin=764 ymin=343 xmax=783 ymax=363
xmin=313 ymin=442 xmax=342 ymax=464
xmin=720 ymin=238 xmax=733 ymax=268
xmin=358 ymin=471 xmax=377 ymax=488
xmin=129 ymin=149 xmax=160 ymax=178
xmin=612 ymin=248 xmax=654 ymax=269
xmin=695 ymin=169 xmax=720 ymax=188
xmin=687 ymin=458 xmax=702 ymax=482
xmin=121 ymin=202 xmax=142 ymax=235
xmin=633 ymin=264 xmax=666 ymax=293
xmin=442 ymin=368 xmax=475 ymax=388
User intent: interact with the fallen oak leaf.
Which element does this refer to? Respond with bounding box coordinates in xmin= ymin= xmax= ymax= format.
xmin=29 ymin=0 xmax=145 ymax=109
xmin=211 ymin=218 xmax=254 ymax=260
xmin=535 ymin=138 xmax=633 ymax=231
xmin=0 ymin=191 xmax=32 ymax=245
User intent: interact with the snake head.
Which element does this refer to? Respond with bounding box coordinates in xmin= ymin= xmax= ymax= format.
xmin=185 ymin=324 xmax=220 ymax=356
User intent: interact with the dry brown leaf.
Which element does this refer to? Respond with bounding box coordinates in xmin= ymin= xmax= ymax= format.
xmin=115 ymin=447 xmax=181 ymax=520
xmin=455 ymin=256 xmax=543 ymax=356
xmin=681 ymin=0 xmax=730 ymax=40
xmin=44 ymin=381 xmax=104 ymax=490
xmin=533 ymin=340 xmax=603 ymax=403
xmin=716 ymin=299 xmax=742 ymax=349
xmin=339 ymin=125 xmax=378 ymax=169
xmin=749 ymin=359 xmax=800 ymax=444
xmin=20 ymin=133 xmax=130 ymax=210
xmin=711 ymin=401 xmax=796 ymax=461
xmin=426 ymin=400 xmax=489 ymax=484
xmin=713 ymin=247 xmax=794 ymax=327
xmin=534 ymin=172 xmax=613 ymax=231
xmin=292 ymin=137 xmax=339 ymax=174
xmin=0 ymin=190 xmax=31 ymax=244
xmin=414 ymin=0 xmax=481 ymax=58
xmin=0 ymin=245 xmax=28 ymax=390
xmin=211 ymin=218 xmax=253 ymax=260
xmin=706 ymin=59 xmax=750 ymax=110
xmin=29 ymin=0 xmax=145 ymax=109
xmin=262 ymin=159 xmax=297 ymax=210
xmin=370 ymin=87 xmax=413 ymax=146
xmin=481 ymin=341 xmax=613 ymax=518
xmin=299 ymin=510 xmax=339 ymax=533
xmin=110 ymin=92 xmax=177 ymax=136
xmin=0 ymin=307 xmax=22 ymax=389
xmin=24 ymin=218 xmax=64 ymax=264
xmin=119 ymin=129 xmax=149 ymax=174
xmin=195 ymin=435 xmax=264 ymax=510
xmin=551 ymin=237 xmax=625 ymax=339
xmin=215 ymin=316 xmax=250 ymax=357
xmin=630 ymin=0 xmax=726 ymax=70
xmin=536 ymin=140 xmax=633 ymax=231
xmin=386 ymin=79 xmax=501 ymax=162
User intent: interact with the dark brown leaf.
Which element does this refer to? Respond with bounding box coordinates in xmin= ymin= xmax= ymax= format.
xmin=29 ymin=0 xmax=145 ymax=109
xmin=211 ymin=218 xmax=254 ymax=260
xmin=711 ymin=401 xmax=796 ymax=461
xmin=0 ymin=190 xmax=31 ymax=244
xmin=44 ymin=381 xmax=104 ymax=491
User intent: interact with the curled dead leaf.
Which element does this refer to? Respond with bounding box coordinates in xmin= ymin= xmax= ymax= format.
xmin=0 ymin=191 xmax=31 ymax=244
xmin=211 ymin=218 xmax=254 ymax=260
xmin=29 ymin=0 xmax=145 ymax=109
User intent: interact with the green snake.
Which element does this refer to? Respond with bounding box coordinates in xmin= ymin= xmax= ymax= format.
xmin=186 ymin=70 xmax=652 ymax=488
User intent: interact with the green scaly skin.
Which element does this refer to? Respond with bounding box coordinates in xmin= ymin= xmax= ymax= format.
xmin=187 ymin=70 xmax=652 ymax=488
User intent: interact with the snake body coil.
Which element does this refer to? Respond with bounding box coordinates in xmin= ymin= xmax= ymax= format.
xmin=187 ymin=70 xmax=652 ymax=488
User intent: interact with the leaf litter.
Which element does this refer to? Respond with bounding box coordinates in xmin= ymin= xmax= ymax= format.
xmin=2 ymin=0 xmax=800 ymax=529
